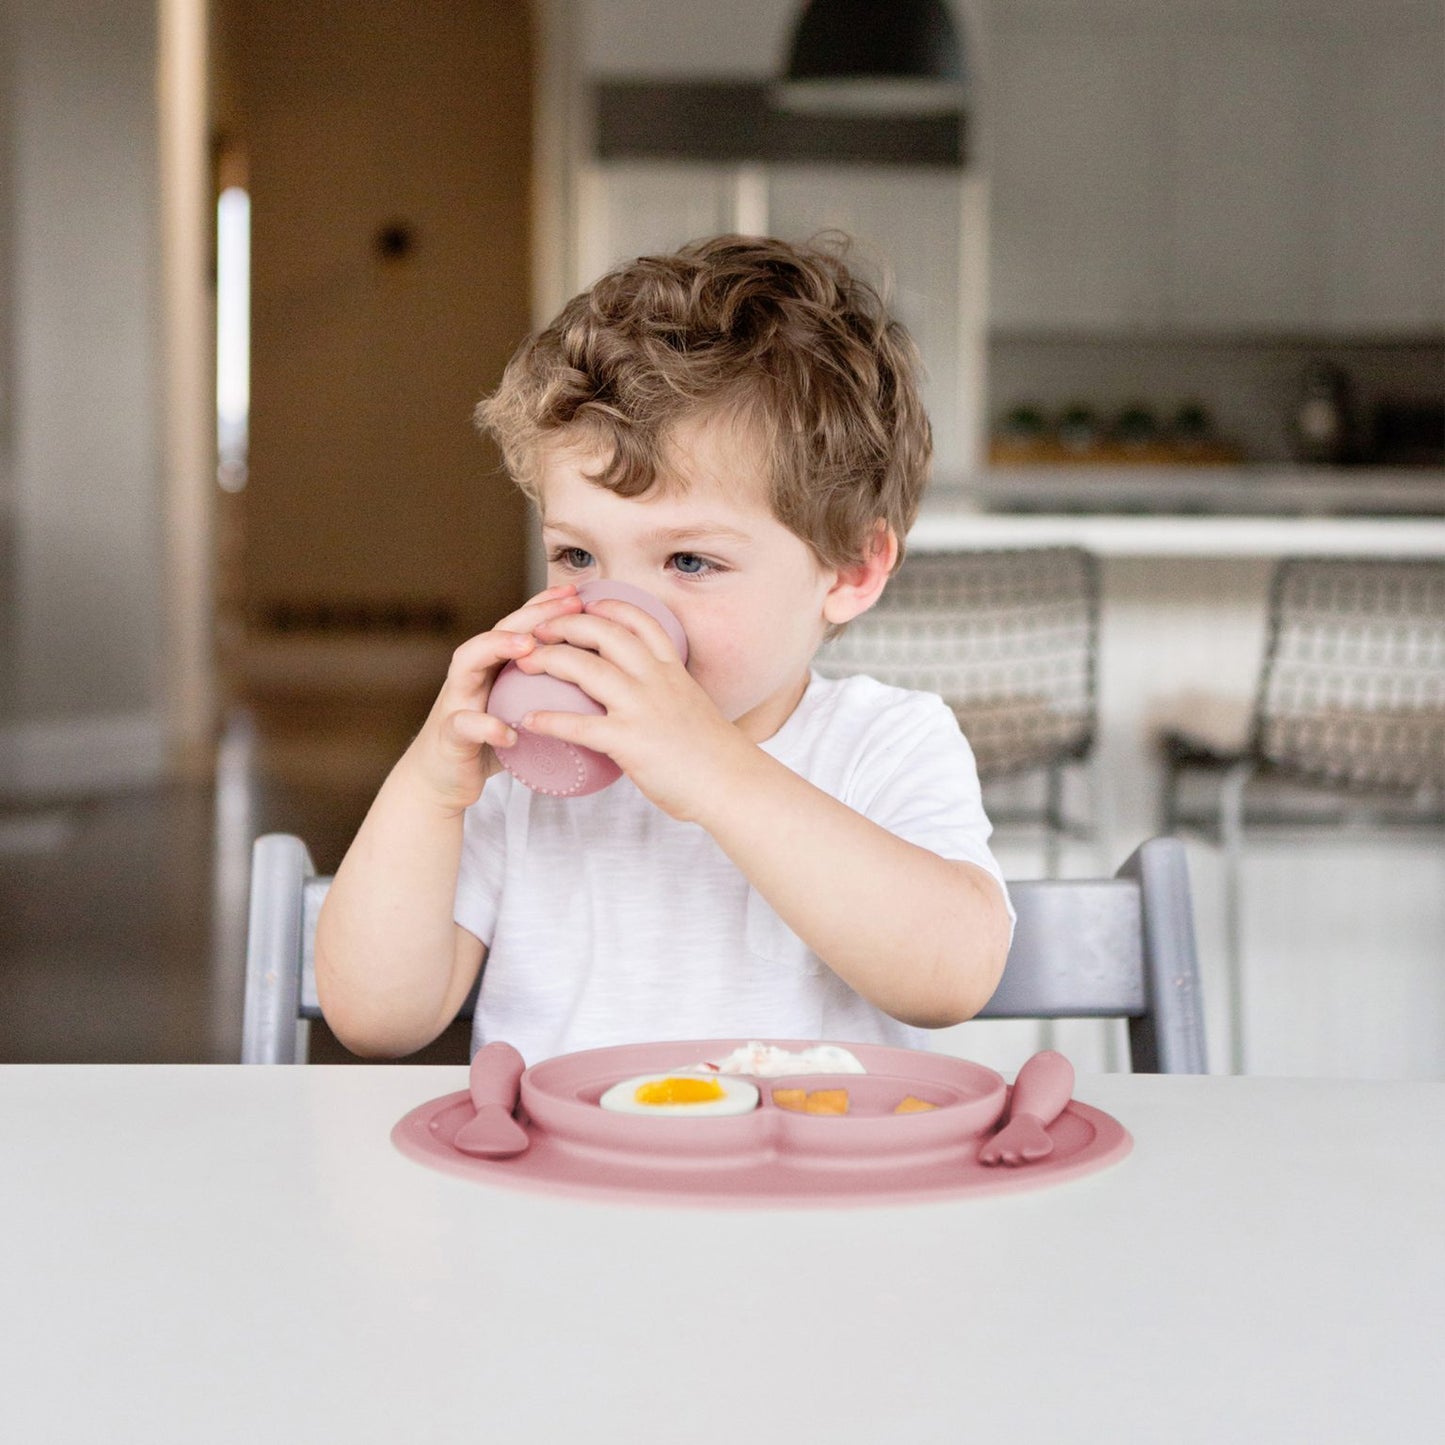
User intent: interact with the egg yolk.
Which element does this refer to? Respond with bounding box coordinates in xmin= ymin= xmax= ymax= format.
xmin=633 ymin=1076 xmax=726 ymax=1106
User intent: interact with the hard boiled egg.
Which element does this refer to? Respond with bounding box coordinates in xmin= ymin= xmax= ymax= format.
xmin=598 ymin=1072 xmax=760 ymax=1117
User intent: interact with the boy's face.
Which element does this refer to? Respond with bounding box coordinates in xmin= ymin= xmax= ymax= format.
xmin=535 ymin=412 xmax=840 ymax=742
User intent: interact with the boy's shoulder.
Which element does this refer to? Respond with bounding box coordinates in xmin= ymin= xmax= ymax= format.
xmin=768 ymin=671 xmax=972 ymax=807
xmin=782 ymin=670 xmax=960 ymax=750
xmin=804 ymin=667 xmax=953 ymax=715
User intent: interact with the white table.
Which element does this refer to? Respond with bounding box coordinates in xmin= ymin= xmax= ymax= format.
xmin=1 ymin=1066 xmax=1439 ymax=1443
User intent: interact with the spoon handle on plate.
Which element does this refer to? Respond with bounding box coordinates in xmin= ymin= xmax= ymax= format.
xmin=470 ymin=1041 xmax=526 ymax=1112
xmin=454 ymin=1041 xmax=530 ymax=1158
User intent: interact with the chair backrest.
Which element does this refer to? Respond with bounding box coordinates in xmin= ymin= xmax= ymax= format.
xmin=813 ymin=547 xmax=1099 ymax=779
xmin=243 ymin=832 xmax=1205 ymax=1071
xmin=1252 ymin=557 xmax=1445 ymax=792
xmin=975 ymin=834 xmax=1206 ymax=1073
xmin=242 ymin=832 xmax=324 ymax=1065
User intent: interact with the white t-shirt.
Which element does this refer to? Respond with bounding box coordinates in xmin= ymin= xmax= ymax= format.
xmin=454 ymin=671 xmax=1013 ymax=1064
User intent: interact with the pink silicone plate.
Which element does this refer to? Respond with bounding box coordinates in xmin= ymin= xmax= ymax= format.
xmin=521 ymin=1039 xmax=1006 ymax=1165
xmin=391 ymin=1039 xmax=1133 ymax=1208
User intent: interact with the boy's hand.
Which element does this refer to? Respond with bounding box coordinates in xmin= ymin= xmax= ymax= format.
xmin=511 ymin=597 xmax=752 ymax=821
xmin=406 ymin=584 xmax=586 ymax=815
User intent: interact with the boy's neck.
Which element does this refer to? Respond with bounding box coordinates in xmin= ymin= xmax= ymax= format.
xmin=734 ymin=668 xmax=812 ymax=744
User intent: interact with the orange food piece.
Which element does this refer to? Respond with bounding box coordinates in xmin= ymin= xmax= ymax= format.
xmin=772 ymin=1088 xmax=850 ymax=1115
xmin=893 ymin=1095 xmax=938 ymax=1114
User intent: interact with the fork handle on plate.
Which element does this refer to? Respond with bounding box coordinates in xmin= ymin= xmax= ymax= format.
xmin=978 ymin=1050 xmax=1075 ymax=1166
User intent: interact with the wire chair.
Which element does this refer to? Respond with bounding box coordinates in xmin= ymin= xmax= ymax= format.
xmin=1161 ymin=556 xmax=1445 ymax=1071
xmin=814 ymin=547 xmax=1100 ymax=873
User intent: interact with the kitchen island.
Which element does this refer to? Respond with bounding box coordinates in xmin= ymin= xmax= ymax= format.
xmin=912 ymin=466 xmax=1445 ymax=557
xmin=912 ymin=473 xmax=1445 ymax=1083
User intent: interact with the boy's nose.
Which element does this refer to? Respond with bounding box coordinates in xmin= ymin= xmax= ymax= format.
xmin=589 ymin=573 xmax=642 ymax=597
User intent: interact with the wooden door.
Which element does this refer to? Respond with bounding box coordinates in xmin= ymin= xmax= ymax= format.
xmin=219 ymin=0 xmax=532 ymax=654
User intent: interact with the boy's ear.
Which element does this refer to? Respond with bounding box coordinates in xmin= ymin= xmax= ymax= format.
xmin=822 ymin=522 xmax=899 ymax=626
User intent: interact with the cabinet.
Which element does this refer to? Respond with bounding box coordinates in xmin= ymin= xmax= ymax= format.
xmin=573 ymin=160 xmax=988 ymax=473
xmin=1170 ymin=34 xmax=1325 ymax=331
xmin=1321 ymin=33 xmax=1445 ymax=331
xmin=985 ymin=25 xmax=1172 ymax=330
xmin=574 ymin=163 xmax=750 ymax=288
xmin=986 ymin=3 xmax=1445 ymax=334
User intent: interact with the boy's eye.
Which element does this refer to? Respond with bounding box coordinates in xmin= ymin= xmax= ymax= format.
xmin=670 ymin=552 xmax=714 ymax=576
xmin=551 ymin=546 xmax=594 ymax=571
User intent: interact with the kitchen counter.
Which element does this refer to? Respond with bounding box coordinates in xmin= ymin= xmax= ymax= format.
xmin=896 ymin=493 xmax=1445 ymax=1078
xmin=912 ymin=467 xmax=1445 ymax=556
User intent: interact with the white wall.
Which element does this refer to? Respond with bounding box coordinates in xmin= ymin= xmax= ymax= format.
xmin=0 ymin=0 xmax=166 ymax=795
xmin=0 ymin=4 xmax=15 ymax=725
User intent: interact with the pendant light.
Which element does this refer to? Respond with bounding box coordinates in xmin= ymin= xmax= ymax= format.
xmin=779 ymin=0 xmax=966 ymax=114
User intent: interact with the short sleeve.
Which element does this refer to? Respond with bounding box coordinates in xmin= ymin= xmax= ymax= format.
xmin=846 ymin=692 xmax=1015 ymax=927
xmin=453 ymin=773 xmax=511 ymax=945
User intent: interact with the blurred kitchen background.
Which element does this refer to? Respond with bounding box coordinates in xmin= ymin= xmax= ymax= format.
xmin=2 ymin=0 xmax=1442 ymax=1075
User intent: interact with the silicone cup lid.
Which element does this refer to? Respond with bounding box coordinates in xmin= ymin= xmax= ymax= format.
xmin=486 ymin=580 xmax=687 ymax=797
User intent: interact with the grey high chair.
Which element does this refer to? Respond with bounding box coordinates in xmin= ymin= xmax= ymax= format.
xmin=1160 ymin=556 xmax=1445 ymax=1073
xmin=813 ymin=547 xmax=1100 ymax=874
xmin=243 ymin=832 xmax=1205 ymax=1072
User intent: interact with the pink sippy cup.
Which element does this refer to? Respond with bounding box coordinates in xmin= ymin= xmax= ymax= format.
xmin=485 ymin=580 xmax=688 ymax=797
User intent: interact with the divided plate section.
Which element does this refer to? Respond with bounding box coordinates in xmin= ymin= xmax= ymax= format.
xmin=767 ymin=1073 xmax=1004 ymax=1167
xmin=518 ymin=1038 xmax=1006 ymax=1170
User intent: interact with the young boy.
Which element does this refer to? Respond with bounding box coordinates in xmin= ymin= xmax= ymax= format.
xmin=315 ymin=234 xmax=1013 ymax=1064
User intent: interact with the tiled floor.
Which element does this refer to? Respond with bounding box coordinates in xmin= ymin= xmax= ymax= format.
xmin=0 ymin=694 xmax=472 ymax=1065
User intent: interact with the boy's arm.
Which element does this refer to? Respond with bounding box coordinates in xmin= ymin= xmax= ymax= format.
xmin=696 ymin=742 xmax=1012 ymax=1028
xmin=314 ymin=586 xmax=587 ymax=1057
xmin=314 ymin=750 xmax=485 ymax=1057
xmin=516 ymin=599 xmax=1011 ymax=1029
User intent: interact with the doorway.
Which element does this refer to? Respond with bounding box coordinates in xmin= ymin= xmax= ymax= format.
xmin=205 ymin=2 xmax=535 ymax=1058
xmin=213 ymin=0 xmax=534 ymax=731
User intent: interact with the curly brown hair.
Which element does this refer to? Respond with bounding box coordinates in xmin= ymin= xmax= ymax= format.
xmin=475 ymin=234 xmax=932 ymax=571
